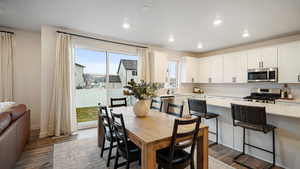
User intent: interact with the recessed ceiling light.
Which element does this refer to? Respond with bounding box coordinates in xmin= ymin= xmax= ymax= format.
xmin=242 ymin=30 xmax=250 ymax=38
xmin=168 ymin=35 xmax=175 ymax=42
xmin=213 ymin=15 xmax=223 ymax=26
xmin=197 ymin=42 xmax=203 ymax=49
xmin=122 ymin=23 xmax=130 ymax=29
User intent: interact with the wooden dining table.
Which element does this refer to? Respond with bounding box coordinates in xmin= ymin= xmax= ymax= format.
xmin=99 ymin=106 xmax=209 ymax=169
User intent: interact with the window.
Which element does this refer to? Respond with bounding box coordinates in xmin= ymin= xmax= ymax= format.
xmin=166 ymin=61 xmax=178 ymax=88
xmin=132 ymin=70 xmax=137 ymax=76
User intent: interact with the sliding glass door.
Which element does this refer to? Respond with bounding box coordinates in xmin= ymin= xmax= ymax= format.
xmin=74 ymin=47 xmax=138 ymax=129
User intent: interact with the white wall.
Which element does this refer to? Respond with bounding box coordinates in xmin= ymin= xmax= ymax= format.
xmin=0 ymin=27 xmax=41 ymax=130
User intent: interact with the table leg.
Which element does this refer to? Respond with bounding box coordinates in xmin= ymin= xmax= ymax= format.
xmin=141 ymin=143 xmax=156 ymax=169
xmin=197 ymin=127 xmax=208 ymax=169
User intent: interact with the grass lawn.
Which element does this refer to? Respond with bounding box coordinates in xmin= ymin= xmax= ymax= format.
xmin=76 ymin=107 xmax=98 ymax=123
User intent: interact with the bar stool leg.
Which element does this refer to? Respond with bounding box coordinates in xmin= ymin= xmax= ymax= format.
xmin=272 ymin=130 xmax=276 ymax=167
xmin=243 ymin=128 xmax=245 ymax=155
xmin=216 ymin=117 xmax=219 ymax=144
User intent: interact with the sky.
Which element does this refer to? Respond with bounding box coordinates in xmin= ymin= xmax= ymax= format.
xmin=74 ymin=48 xmax=138 ymax=75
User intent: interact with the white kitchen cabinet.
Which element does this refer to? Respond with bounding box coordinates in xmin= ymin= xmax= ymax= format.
xmin=278 ymin=41 xmax=300 ymax=83
xmin=181 ymin=56 xmax=199 ymax=83
xmin=247 ymin=47 xmax=278 ymax=69
xmin=209 ymin=55 xmax=224 ymax=83
xmin=223 ymin=52 xmax=248 ymax=83
xmin=198 ymin=57 xmax=210 ymax=83
xmin=198 ymin=55 xmax=223 ymax=83
xmin=152 ymin=51 xmax=168 ymax=83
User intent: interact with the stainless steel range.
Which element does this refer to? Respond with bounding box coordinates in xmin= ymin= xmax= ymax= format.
xmin=243 ymin=88 xmax=281 ymax=104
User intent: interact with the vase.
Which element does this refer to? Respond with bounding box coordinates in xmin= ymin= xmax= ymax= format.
xmin=133 ymin=100 xmax=149 ymax=117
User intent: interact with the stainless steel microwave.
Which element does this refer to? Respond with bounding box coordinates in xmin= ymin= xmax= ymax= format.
xmin=247 ymin=68 xmax=278 ymax=82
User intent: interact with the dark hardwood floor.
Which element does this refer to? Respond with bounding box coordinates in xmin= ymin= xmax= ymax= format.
xmin=15 ymin=128 xmax=284 ymax=169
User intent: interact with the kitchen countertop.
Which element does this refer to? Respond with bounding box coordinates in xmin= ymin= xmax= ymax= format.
xmin=171 ymin=93 xmax=300 ymax=119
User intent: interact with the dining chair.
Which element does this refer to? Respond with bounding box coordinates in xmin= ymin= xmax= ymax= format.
xmin=150 ymin=98 xmax=163 ymax=111
xmin=111 ymin=97 xmax=127 ymax=107
xmin=111 ymin=112 xmax=141 ymax=169
xmin=156 ymin=117 xmax=201 ymax=169
xmin=166 ymin=103 xmax=184 ymax=117
xmin=188 ymin=99 xmax=219 ymax=146
xmin=231 ymin=104 xmax=276 ymax=169
xmin=98 ymin=104 xmax=117 ymax=167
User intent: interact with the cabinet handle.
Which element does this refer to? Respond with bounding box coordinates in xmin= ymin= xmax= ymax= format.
xmin=208 ymin=77 xmax=212 ymax=83
xmin=298 ymin=75 xmax=300 ymax=82
xmin=192 ymin=78 xmax=194 ymax=83
xmin=232 ymin=77 xmax=236 ymax=83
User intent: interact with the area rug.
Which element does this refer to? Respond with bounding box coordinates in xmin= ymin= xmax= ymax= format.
xmin=53 ymin=138 xmax=235 ymax=169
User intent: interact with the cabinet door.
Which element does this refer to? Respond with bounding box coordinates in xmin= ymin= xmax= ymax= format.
xmin=198 ymin=57 xmax=210 ymax=83
xmin=209 ymin=55 xmax=223 ymax=83
xmin=261 ymin=46 xmax=278 ymax=68
xmin=223 ymin=53 xmax=236 ymax=83
xmin=180 ymin=57 xmax=198 ymax=83
xmin=235 ymin=52 xmax=248 ymax=83
xmin=278 ymin=41 xmax=300 ymax=83
xmin=152 ymin=51 xmax=168 ymax=83
xmin=247 ymin=49 xmax=261 ymax=69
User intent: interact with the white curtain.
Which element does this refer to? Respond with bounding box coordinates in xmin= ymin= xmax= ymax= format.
xmin=0 ymin=32 xmax=14 ymax=102
xmin=137 ymin=48 xmax=151 ymax=83
xmin=48 ymin=33 xmax=76 ymax=137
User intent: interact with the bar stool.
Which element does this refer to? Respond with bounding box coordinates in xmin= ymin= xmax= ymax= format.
xmin=231 ymin=104 xmax=276 ymax=169
xmin=188 ymin=99 xmax=219 ymax=146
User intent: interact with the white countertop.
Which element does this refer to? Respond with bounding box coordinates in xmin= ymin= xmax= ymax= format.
xmin=173 ymin=93 xmax=300 ymax=119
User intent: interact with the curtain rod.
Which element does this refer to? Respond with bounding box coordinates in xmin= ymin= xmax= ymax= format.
xmin=0 ymin=30 xmax=14 ymax=34
xmin=56 ymin=31 xmax=148 ymax=49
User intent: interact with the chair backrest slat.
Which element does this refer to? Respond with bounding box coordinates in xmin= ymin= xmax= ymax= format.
xmin=166 ymin=103 xmax=184 ymax=117
xmin=188 ymin=99 xmax=207 ymax=116
xmin=150 ymin=99 xmax=163 ymax=111
xmin=168 ymin=117 xmax=201 ymax=162
xmin=111 ymin=112 xmax=130 ymax=158
xmin=231 ymin=104 xmax=267 ymax=126
xmin=98 ymin=104 xmax=114 ymax=139
xmin=111 ymin=97 xmax=127 ymax=107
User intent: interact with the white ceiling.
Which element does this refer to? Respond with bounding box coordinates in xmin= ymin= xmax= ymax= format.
xmin=1 ymin=0 xmax=300 ymax=52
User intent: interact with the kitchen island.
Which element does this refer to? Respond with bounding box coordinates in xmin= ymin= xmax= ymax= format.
xmin=169 ymin=93 xmax=300 ymax=169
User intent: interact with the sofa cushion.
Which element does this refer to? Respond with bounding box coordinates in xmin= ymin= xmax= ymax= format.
xmin=9 ymin=104 xmax=27 ymax=121
xmin=0 ymin=112 xmax=11 ymax=134
xmin=0 ymin=102 xmax=16 ymax=113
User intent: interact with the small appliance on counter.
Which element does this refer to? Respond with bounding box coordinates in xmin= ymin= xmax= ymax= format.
xmin=193 ymin=87 xmax=204 ymax=94
xmin=281 ymin=84 xmax=294 ymax=100
xmin=243 ymin=88 xmax=281 ymax=104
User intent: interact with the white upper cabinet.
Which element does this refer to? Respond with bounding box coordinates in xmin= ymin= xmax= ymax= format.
xmin=198 ymin=57 xmax=210 ymax=83
xmin=247 ymin=47 xmax=278 ymax=69
xmin=278 ymin=41 xmax=300 ymax=83
xmin=223 ymin=52 xmax=248 ymax=83
xmin=209 ymin=55 xmax=223 ymax=83
xmin=198 ymin=55 xmax=223 ymax=83
xmin=181 ymin=56 xmax=199 ymax=83
xmin=152 ymin=51 xmax=168 ymax=83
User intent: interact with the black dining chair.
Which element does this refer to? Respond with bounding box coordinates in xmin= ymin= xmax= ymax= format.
xmin=111 ymin=97 xmax=127 ymax=107
xmin=98 ymin=104 xmax=117 ymax=167
xmin=231 ymin=104 xmax=276 ymax=169
xmin=156 ymin=117 xmax=201 ymax=169
xmin=188 ymin=99 xmax=219 ymax=146
xmin=150 ymin=98 xmax=163 ymax=111
xmin=166 ymin=103 xmax=184 ymax=117
xmin=111 ymin=112 xmax=141 ymax=169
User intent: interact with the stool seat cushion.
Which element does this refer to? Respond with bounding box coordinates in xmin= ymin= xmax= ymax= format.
xmin=235 ymin=122 xmax=276 ymax=133
xmin=191 ymin=112 xmax=219 ymax=119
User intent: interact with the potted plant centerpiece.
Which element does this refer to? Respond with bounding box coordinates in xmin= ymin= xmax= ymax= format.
xmin=123 ymin=79 xmax=160 ymax=117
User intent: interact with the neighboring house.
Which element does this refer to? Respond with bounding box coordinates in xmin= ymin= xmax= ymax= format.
xmin=98 ymin=75 xmax=122 ymax=88
xmin=75 ymin=63 xmax=85 ymax=89
xmin=117 ymin=59 xmax=138 ymax=87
